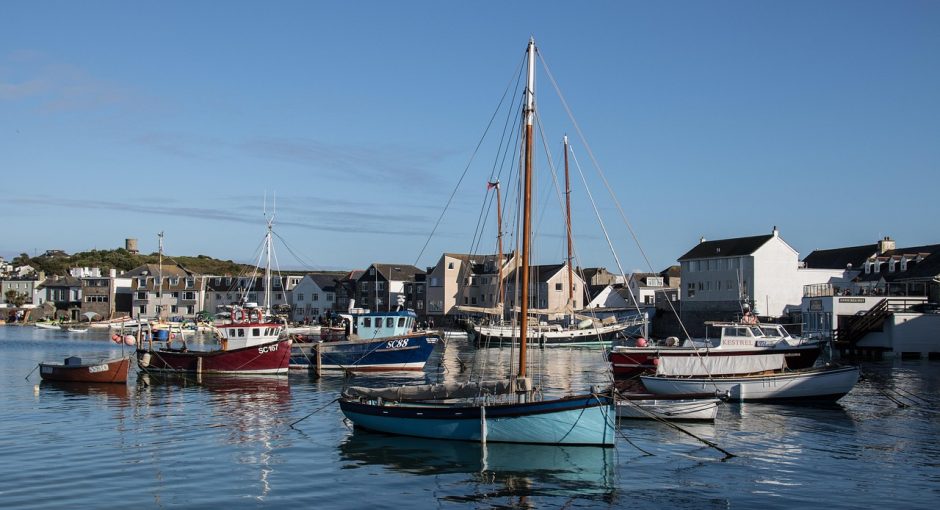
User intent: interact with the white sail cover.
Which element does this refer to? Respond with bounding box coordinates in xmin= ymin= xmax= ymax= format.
xmin=655 ymin=354 xmax=786 ymax=377
xmin=343 ymin=380 xmax=515 ymax=400
xmin=453 ymin=305 xmax=504 ymax=315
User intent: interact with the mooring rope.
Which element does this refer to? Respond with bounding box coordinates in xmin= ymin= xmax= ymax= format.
xmin=615 ymin=391 xmax=735 ymax=460
xmin=290 ymin=397 xmax=341 ymax=428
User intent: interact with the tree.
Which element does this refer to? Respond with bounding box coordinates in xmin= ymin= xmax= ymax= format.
xmin=4 ymin=290 xmax=28 ymax=307
xmin=12 ymin=253 xmax=31 ymax=267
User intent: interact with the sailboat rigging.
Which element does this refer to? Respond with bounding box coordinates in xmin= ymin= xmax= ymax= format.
xmin=338 ymin=38 xmax=615 ymax=446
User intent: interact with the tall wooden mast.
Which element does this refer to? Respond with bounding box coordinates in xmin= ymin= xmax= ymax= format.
xmin=519 ymin=38 xmax=536 ymax=379
xmin=564 ymin=135 xmax=574 ymax=310
xmin=488 ymin=180 xmax=504 ymax=319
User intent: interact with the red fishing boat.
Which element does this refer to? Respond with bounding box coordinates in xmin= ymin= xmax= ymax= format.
xmin=135 ymin=220 xmax=292 ymax=375
xmin=39 ymin=356 xmax=130 ymax=383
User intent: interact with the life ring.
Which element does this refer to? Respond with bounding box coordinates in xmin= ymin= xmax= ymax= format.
xmin=233 ymin=309 xmax=245 ymax=322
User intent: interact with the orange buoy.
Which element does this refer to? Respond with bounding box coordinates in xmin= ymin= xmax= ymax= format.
xmin=636 ymin=337 xmax=647 ymax=347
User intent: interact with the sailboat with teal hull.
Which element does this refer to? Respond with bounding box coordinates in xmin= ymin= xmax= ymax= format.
xmin=338 ymin=38 xmax=615 ymax=446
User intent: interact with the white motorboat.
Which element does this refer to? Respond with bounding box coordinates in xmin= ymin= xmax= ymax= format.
xmin=640 ymin=355 xmax=859 ymax=402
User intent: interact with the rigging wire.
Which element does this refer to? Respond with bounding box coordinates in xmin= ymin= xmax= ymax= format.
xmin=538 ymin=48 xmax=697 ymax=344
xmin=412 ymin=51 xmax=527 ymax=268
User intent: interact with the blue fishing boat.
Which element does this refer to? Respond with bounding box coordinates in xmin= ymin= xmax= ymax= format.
xmin=290 ymin=309 xmax=439 ymax=372
xmin=338 ymin=39 xmax=616 ymax=447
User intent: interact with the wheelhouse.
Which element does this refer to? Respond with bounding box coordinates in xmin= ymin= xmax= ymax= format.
xmin=353 ymin=310 xmax=417 ymax=339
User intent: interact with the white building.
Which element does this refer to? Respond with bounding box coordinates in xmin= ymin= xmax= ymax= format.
xmin=678 ymin=227 xmax=844 ymax=336
xmin=291 ymin=273 xmax=339 ymax=322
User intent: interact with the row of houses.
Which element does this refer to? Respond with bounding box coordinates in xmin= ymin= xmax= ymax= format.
xmin=0 ymin=253 xmax=677 ymax=325
xmin=4 ymin=231 xmax=938 ymax=349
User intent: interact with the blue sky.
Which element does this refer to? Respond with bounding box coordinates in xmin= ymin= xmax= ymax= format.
xmin=2 ymin=1 xmax=938 ymax=274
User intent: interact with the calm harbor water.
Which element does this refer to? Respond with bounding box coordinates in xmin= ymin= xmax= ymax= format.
xmin=1 ymin=325 xmax=938 ymax=509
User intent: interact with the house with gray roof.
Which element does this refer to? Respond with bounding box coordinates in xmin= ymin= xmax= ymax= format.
xmin=356 ymin=263 xmax=425 ymax=313
xmin=678 ymin=227 xmax=844 ymax=336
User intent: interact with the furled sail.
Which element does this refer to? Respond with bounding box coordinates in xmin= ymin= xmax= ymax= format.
xmin=343 ymin=380 xmax=515 ymax=401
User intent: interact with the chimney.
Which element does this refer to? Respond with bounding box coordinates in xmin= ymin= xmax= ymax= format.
xmin=699 ymin=236 xmax=706 ymax=244
xmin=877 ymin=236 xmax=895 ymax=255
xmin=772 ymin=226 xmax=779 ymax=237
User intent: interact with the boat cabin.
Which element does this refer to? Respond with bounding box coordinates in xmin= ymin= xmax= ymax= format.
xmin=704 ymin=322 xmax=794 ymax=348
xmin=214 ymin=304 xmax=283 ymax=350
xmin=345 ymin=310 xmax=418 ymax=339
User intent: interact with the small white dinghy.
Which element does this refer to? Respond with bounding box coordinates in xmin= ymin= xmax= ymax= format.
xmin=616 ymin=393 xmax=721 ymax=421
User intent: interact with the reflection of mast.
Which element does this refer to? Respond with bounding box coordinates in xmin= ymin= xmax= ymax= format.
xmin=564 ymin=135 xmax=574 ymax=314
xmin=488 ymin=180 xmax=504 ymax=322
xmin=518 ymin=37 xmax=536 ymax=380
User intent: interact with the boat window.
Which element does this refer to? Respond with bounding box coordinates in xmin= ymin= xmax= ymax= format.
xmin=253 ymin=328 xmax=260 ymax=336
xmin=386 ymin=317 xmax=394 ymax=328
xmin=736 ymin=327 xmax=750 ymax=336
xmin=722 ymin=327 xmax=737 ymax=337
xmin=238 ymin=329 xmax=245 ymax=337
xmin=398 ymin=317 xmax=405 ymax=327
xmin=750 ymin=327 xmax=763 ymax=337
xmin=760 ymin=327 xmax=782 ymax=337
xmin=363 ymin=317 xmax=371 ymax=328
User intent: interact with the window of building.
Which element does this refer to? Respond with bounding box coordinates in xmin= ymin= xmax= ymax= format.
xmin=447 ymin=262 xmax=454 ymax=270
xmin=327 ymin=293 xmax=334 ymax=302
xmin=555 ymin=283 xmax=562 ymax=291
xmin=687 ymin=282 xmax=696 ymax=298
xmin=138 ymin=305 xmax=146 ymax=314
xmin=137 ymin=291 xmax=146 ymax=300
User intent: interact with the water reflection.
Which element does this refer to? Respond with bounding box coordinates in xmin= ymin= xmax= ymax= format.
xmin=39 ymin=380 xmax=130 ymax=402
xmin=339 ymin=429 xmax=616 ymax=502
xmin=135 ymin=373 xmax=292 ymax=502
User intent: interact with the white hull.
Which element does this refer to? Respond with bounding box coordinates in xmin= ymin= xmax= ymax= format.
xmin=640 ymin=365 xmax=860 ymax=402
xmin=616 ymin=398 xmax=720 ymax=421
xmin=285 ymin=325 xmax=322 ymax=335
